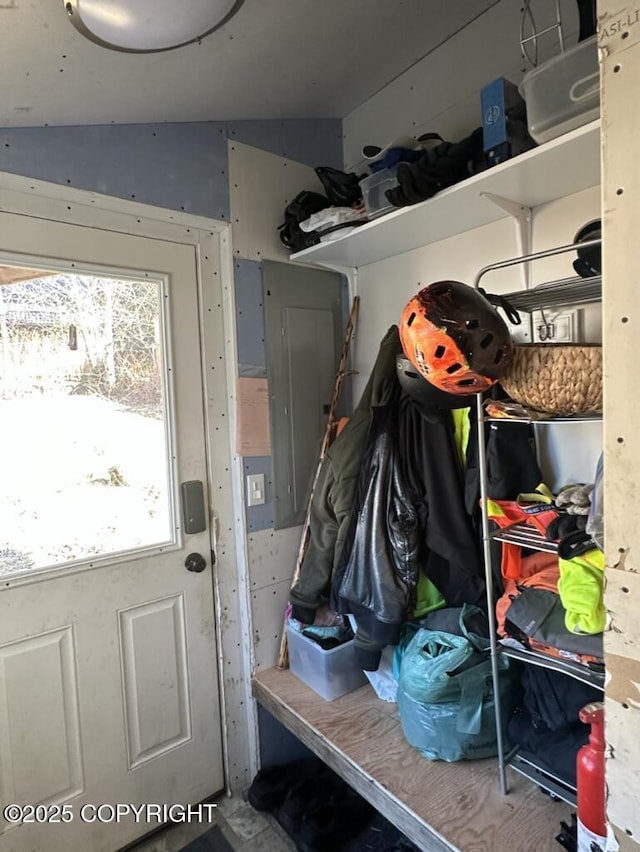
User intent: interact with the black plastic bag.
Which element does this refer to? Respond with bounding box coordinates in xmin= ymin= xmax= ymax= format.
xmin=314 ymin=166 xmax=364 ymax=207
xmin=277 ymin=190 xmax=329 ymax=252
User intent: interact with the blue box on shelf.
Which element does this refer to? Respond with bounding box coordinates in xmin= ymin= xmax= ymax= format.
xmin=481 ymin=77 xmax=521 ymax=151
xmin=481 ymin=76 xmax=534 ymax=167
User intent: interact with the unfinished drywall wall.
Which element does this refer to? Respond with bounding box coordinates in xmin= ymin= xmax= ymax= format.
xmin=600 ymin=1 xmax=640 ymax=848
xmin=228 ymin=141 xmax=332 ymax=672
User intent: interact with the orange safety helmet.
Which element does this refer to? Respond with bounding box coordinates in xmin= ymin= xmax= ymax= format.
xmin=399 ymin=280 xmax=512 ymax=394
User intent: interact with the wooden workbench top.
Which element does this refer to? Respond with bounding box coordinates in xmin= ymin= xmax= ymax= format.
xmin=252 ymin=667 xmax=572 ymax=852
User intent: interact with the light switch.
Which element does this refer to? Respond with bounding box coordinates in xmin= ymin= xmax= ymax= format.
xmin=247 ymin=473 xmax=266 ymax=507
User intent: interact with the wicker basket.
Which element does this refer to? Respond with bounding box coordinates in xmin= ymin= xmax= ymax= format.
xmin=500 ymin=344 xmax=602 ymax=416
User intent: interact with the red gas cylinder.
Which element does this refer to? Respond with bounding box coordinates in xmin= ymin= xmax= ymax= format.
xmin=577 ymin=701 xmax=606 ymax=852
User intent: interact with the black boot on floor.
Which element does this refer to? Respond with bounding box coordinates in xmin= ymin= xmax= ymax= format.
xmin=295 ymin=787 xmax=375 ymax=852
xmin=246 ymin=757 xmax=326 ymax=812
xmin=276 ymin=769 xmax=346 ymax=841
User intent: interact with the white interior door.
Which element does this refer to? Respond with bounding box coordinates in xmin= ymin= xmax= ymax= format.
xmin=0 ymin=210 xmax=224 ymax=852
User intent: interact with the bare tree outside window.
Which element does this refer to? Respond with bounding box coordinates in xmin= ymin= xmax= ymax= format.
xmin=0 ymin=269 xmax=173 ymax=575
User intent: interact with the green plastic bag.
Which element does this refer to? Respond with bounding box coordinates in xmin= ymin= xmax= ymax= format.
xmin=397 ymin=610 xmax=513 ymax=762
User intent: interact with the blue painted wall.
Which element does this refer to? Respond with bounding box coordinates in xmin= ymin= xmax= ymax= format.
xmin=235 ymin=259 xmax=267 ymax=379
xmin=0 ymin=119 xmax=342 ymax=220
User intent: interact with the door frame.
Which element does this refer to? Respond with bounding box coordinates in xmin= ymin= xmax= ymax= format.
xmin=0 ymin=170 xmax=259 ymax=793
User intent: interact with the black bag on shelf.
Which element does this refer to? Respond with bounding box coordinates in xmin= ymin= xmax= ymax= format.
xmin=522 ymin=665 xmax=602 ymax=731
xmin=314 ymin=166 xmax=364 ymax=207
xmin=508 ymin=706 xmax=588 ymax=787
xmin=277 ymin=190 xmax=330 ymax=252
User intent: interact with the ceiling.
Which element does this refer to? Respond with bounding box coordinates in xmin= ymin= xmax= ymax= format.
xmin=0 ymin=0 xmax=500 ymax=128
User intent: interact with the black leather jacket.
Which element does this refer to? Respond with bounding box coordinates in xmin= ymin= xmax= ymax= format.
xmin=332 ymin=390 xmax=486 ymax=670
xmin=291 ymin=326 xmax=542 ymax=672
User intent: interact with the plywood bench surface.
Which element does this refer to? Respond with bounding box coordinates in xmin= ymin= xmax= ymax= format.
xmin=252 ymin=667 xmax=572 ymax=852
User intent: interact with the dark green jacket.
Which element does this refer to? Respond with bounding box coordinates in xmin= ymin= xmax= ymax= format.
xmin=290 ymin=325 xmax=401 ymax=623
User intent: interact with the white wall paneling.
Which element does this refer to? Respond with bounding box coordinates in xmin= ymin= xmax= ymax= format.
xmin=207 ymin=223 xmax=259 ymax=790
xmin=248 ymin=527 xmax=302 ymax=672
xmin=533 ymin=421 xmax=603 ymax=493
xmin=229 ymin=140 xmax=325 ymax=263
xmin=227 ymin=142 xmax=320 ymax=771
xmin=247 ymin=526 xmax=303 ymax=591
xmin=342 ymin=0 xmax=581 ymax=171
xmin=251 ymin=581 xmax=295 ymax=673
xmin=599 ymin=2 xmax=640 ymax=847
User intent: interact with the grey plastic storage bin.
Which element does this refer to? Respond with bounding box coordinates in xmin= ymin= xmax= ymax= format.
xmin=287 ymin=625 xmax=367 ymax=701
xmin=519 ymin=36 xmax=599 ymax=144
xmin=359 ymin=166 xmax=399 ymax=219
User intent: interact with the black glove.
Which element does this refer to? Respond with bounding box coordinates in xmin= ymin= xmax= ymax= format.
xmin=546 ymin=514 xmax=588 ymax=542
xmin=386 ymin=128 xmax=484 ymax=208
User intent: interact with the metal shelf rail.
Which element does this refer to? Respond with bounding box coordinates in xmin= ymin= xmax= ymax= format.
xmin=473 ymin=237 xmax=601 ymax=303
xmin=504 ymin=274 xmax=602 ymax=313
xmin=500 ymin=643 xmax=605 ymax=690
xmin=508 ymin=752 xmax=578 ymax=807
xmin=490 ymin=522 xmax=559 ymax=552
xmin=475 ymin=236 xmax=604 ymax=799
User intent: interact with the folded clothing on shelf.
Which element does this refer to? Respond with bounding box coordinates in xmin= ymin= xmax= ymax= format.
xmin=484 ymin=424 xmax=544 ymax=503
xmin=486 ymin=496 xmax=558 ymax=580
xmin=546 ymin=513 xmax=588 ymax=540
xmin=298 ymin=205 xmax=367 ymax=233
xmin=505 ymin=586 xmax=603 ymax=660
xmin=496 ymin=551 xmax=559 ymax=637
xmin=558 ymin=546 xmax=605 ymax=635
xmin=556 ymin=483 xmax=593 ymax=515
xmin=496 ymin=544 xmax=605 ymax=640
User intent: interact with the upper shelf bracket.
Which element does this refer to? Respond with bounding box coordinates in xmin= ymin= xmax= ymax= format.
xmin=480 ymin=192 xmax=533 ymax=290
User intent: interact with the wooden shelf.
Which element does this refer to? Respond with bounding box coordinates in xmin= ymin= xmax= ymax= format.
xmin=290 ymin=120 xmax=600 ymax=270
xmin=253 ymin=666 xmax=572 ymax=852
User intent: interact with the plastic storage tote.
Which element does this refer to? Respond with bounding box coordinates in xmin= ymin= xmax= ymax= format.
xmin=287 ymin=625 xmax=368 ymax=701
xmin=519 ymin=36 xmax=599 ymax=144
xmin=359 ymin=166 xmax=400 ymax=219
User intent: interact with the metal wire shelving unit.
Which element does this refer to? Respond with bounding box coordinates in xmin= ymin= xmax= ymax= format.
xmin=475 ymin=237 xmax=603 ymax=806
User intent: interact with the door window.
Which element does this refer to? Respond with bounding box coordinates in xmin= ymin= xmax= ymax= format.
xmin=0 ymin=264 xmax=174 ymax=576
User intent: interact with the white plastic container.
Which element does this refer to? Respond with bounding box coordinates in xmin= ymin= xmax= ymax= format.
xmin=287 ymin=625 xmax=367 ymax=701
xmin=519 ymin=36 xmax=600 ymax=144
xmin=359 ymin=165 xmax=399 ymax=219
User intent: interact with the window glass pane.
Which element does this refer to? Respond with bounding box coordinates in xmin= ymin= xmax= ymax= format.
xmin=0 ymin=266 xmax=174 ymax=576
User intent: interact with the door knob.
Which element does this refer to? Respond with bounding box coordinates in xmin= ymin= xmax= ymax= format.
xmin=185 ymin=552 xmax=207 ymax=573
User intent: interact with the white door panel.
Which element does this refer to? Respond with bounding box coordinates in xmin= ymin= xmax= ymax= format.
xmin=0 ymin=210 xmax=224 ymax=852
